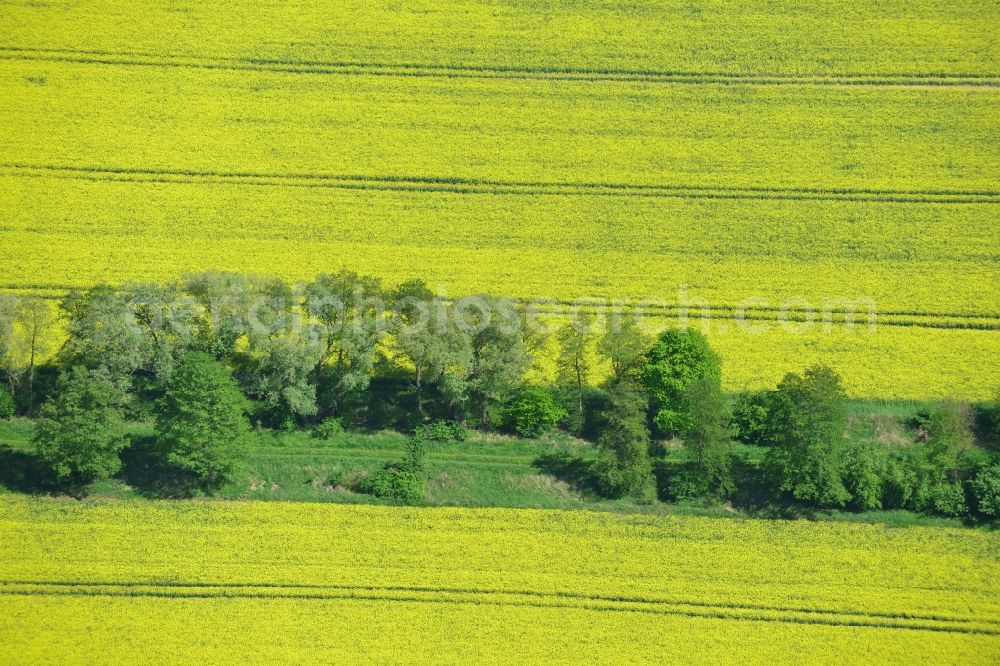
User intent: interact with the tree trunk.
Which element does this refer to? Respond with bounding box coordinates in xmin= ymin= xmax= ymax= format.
xmin=27 ymin=325 xmax=36 ymax=416
xmin=415 ymin=367 xmax=425 ymax=419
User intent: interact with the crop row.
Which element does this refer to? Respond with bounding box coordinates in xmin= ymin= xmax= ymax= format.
xmin=3 ymin=47 xmax=998 ymax=88
xmin=6 ymin=163 xmax=999 ymax=204
xmin=4 ymin=593 xmax=996 ymax=664
xmin=1 ymin=0 xmax=995 ymax=78
xmin=2 ymin=582 xmax=997 ymax=635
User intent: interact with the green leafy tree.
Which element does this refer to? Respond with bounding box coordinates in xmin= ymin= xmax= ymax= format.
xmin=989 ymin=389 xmax=1000 ymax=445
xmin=184 ymin=272 xmax=254 ymax=353
xmin=14 ymin=295 xmax=57 ymax=414
xmin=392 ymin=300 xmax=471 ymax=419
xmin=236 ymin=335 xmax=322 ymax=426
xmin=843 ymin=440 xmax=889 ymax=511
xmin=520 ymin=311 xmax=552 ymax=380
xmin=184 ymin=273 xmax=318 ymax=426
xmin=732 ymin=390 xmax=773 ymax=445
xmin=928 ymin=482 xmax=967 ymax=517
xmin=763 ymin=365 xmax=850 ymax=507
xmin=304 ymin=271 xmax=385 ymax=416
xmin=597 ymin=314 xmax=650 ymax=383
xmin=462 ymin=296 xmax=530 ymax=428
xmin=556 ymin=313 xmax=596 ymax=421
xmin=124 ymin=281 xmax=196 ymax=381
xmin=33 ymin=366 xmax=128 ymax=482
xmin=155 ymin=352 xmax=250 ymax=487
xmin=676 ymin=376 xmax=734 ymax=497
xmin=60 ymin=286 xmax=147 ymax=391
xmin=641 ymin=328 xmax=721 ymax=435
xmin=184 ymin=272 xmax=293 ymax=356
xmin=593 ymin=379 xmax=654 ymax=499
xmin=0 ymin=294 xmax=16 ymax=391
xmin=509 ymin=386 xmax=566 ymax=438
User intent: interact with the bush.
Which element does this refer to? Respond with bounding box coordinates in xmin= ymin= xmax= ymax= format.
xmin=358 ymin=433 xmax=428 ymax=504
xmin=655 ymin=462 xmax=717 ymax=502
xmin=592 ymin=454 xmax=652 ymax=500
xmin=881 ymin=456 xmax=919 ymax=510
xmin=414 ymin=419 xmax=467 ymax=444
xmin=0 ymin=389 xmax=14 ymax=420
xmin=923 ymin=403 xmax=973 ymax=478
xmin=509 ymin=387 xmax=566 ymax=438
xmin=311 ymin=417 xmax=344 ymax=440
xmin=33 ymin=366 xmax=128 ymax=483
xmin=909 ymin=408 xmax=934 ymax=436
xmin=968 ymin=463 xmax=1000 ymax=518
xmin=403 ymin=436 xmax=427 ymax=474
xmin=359 ymin=466 xmax=425 ymax=504
xmin=928 ymin=483 xmax=967 ymax=517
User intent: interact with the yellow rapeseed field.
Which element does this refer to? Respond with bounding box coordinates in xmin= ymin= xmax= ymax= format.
xmin=0 ymin=0 xmax=997 ymax=399
xmin=0 ymin=496 xmax=998 ymax=663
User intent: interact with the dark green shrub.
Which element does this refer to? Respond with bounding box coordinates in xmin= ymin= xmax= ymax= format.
xmin=990 ymin=392 xmax=1000 ymax=445
xmin=414 ymin=419 xmax=467 ymax=444
xmin=968 ymin=463 xmax=1000 ymax=519
xmin=311 ymin=417 xmax=344 ymax=440
xmin=656 ymin=463 xmax=714 ymax=502
xmin=923 ymin=403 xmax=973 ymax=478
xmin=359 ymin=433 xmax=428 ymax=504
xmin=360 ymin=466 xmax=425 ymax=504
xmin=909 ymin=408 xmax=934 ymax=435
xmin=403 ymin=436 xmax=427 ymax=474
xmin=509 ymin=387 xmax=566 ymax=438
xmin=592 ymin=454 xmax=652 ymax=500
xmin=0 ymin=390 xmax=14 ymax=420
xmin=652 ymin=459 xmax=672 ymax=501
xmin=881 ymin=457 xmax=918 ymax=510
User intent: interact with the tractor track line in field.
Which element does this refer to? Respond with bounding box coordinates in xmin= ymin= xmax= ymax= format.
xmin=2 ymin=580 xmax=997 ymax=635
xmin=0 ymin=284 xmax=997 ymax=332
xmin=1 ymin=283 xmax=996 ymax=323
xmin=1 ymin=46 xmax=998 ymax=89
xmin=2 ymin=163 xmax=998 ymax=206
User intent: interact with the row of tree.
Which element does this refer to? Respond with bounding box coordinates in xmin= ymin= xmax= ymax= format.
xmin=1 ymin=272 xmax=997 ymax=518
xmin=1 ymin=272 xmax=599 ymax=428
xmin=579 ymin=336 xmax=999 ymax=520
